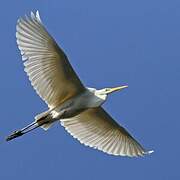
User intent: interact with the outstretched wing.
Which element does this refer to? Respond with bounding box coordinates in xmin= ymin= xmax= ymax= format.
xmin=16 ymin=11 xmax=85 ymax=108
xmin=61 ymin=107 xmax=153 ymax=157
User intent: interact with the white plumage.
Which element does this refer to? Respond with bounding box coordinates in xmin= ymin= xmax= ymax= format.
xmin=16 ymin=11 xmax=85 ymax=109
xmin=6 ymin=11 xmax=153 ymax=157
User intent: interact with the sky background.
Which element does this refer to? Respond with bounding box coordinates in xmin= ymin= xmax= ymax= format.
xmin=0 ymin=0 xmax=179 ymax=179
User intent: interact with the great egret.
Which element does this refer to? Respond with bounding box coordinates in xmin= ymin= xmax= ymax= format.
xmin=6 ymin=11 xmax=153 ymax=157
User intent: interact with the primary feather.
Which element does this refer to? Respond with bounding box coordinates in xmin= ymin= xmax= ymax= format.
xmin=16 ymin=11 xmax=85 ymax=109
xmin=61 ymin=107 xmax=152 ymax=157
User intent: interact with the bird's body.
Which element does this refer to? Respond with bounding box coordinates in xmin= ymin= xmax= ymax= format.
xmin=51 ymin=88 xmax=105 ymax=119
xmin=35 ymin=87 xmax=110 ymax=130
xmin=6 ymin=11 xmax=153 ymax=157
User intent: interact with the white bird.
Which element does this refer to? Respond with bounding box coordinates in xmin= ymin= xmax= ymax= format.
xmin=6 ymin=11 xmax=153 ymax=157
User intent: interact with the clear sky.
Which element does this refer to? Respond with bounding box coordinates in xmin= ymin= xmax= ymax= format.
xmin=0 ymin=0 xmax=179 ymax=179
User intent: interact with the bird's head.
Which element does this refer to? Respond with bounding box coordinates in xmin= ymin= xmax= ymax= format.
xmin=95 ymin=85 xmax=128 ymax=100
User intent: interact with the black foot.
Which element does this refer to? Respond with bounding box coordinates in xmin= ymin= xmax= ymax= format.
xmin=6 ymin=130 xmax=24 ymax=141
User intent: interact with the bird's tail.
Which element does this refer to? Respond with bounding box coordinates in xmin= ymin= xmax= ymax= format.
xmin=35 ymin=111 xmax=54 ymax=130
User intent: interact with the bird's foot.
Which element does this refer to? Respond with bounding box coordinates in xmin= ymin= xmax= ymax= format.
xmin=6 ymin=130 xmax=24 ymax=141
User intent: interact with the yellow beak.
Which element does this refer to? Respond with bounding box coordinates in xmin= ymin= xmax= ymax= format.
xmin=107 ymin=85 xmax=128 ymax=94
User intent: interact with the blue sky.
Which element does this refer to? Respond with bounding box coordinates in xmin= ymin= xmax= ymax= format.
xmin=0 ymin=0 xmax=179 ymax=179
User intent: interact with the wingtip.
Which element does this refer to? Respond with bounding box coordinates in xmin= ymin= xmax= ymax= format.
xmin=22 ymin=10 xmax=42 ymax=23
xmin=144 ymin=150 xmax=154 ymax=155
xmin=36 ymin=10 xmax=42 ymax=23
xmin=30 ymin=11 xmax=35 ymax=18
xmin=148 ymin=150 xmax=154 ymax=154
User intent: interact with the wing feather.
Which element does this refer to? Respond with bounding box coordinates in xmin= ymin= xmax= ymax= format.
xmin=16 ymin=11 xmax=85 ymax=108
xmin=61 ymin=107 xmax=153 ymax=157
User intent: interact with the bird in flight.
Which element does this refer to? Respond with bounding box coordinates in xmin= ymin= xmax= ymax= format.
xmin=6 ymin=11 xmax=153 ymax=157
